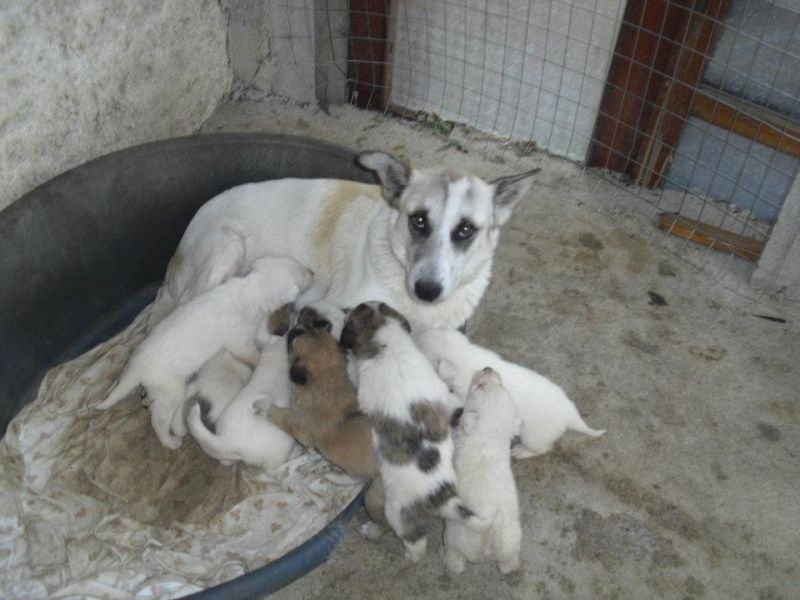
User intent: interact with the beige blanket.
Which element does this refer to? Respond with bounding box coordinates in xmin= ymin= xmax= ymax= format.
xmin=0 ymin=307 xmax=361 ymax=599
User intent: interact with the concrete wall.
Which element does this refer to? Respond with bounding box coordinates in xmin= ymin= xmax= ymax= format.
xmin=0 ymin=0 xmax=231 ymax=213
xmin=387 ymin=0 xmax=625 ymax=161
xmin=753 ymin=172 xmax=800 ymax=298
xmin=223 ymin=0 xmax=323 ymax=104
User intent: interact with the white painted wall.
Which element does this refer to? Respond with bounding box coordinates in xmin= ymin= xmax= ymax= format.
xmin=0 ymin=0 xmax=231 ymax=213
xmin=387 ymin=0 xmax=625 ymax=161
xmin=753 ymin=173 xmax=800 ymax=298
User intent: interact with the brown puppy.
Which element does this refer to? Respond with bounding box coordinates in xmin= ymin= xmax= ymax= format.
xmin=267 ymin=308 xmax=378 ymax=481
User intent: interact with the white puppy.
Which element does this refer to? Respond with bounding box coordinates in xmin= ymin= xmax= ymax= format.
xmin=414 ymin=329 xmax=604 ymax=458
xmin=187 ymin=335 xmax=296 ymax=469
xmin=96 ymin=256 xmax=313 ymax=449
xmin=444 ymin=367 xmax=521 ymax=574
xmin=341 ymin=302 xmax=486 ymax=563
xmin=185 ymin=350 xmax=253 ymax=429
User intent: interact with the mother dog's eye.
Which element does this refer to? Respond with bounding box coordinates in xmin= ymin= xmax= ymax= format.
xmin=452 ymin=220 xmax=477 ymax=242
xmin=409 ymin=211 xmax=429 ymax=235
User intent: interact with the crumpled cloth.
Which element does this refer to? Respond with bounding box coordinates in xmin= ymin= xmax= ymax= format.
xmin=0 ymin=306 xmax=361 ymax=599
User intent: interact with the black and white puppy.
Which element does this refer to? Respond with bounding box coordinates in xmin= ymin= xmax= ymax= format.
xmin=341 ymin=302 xmax=486 ymax=562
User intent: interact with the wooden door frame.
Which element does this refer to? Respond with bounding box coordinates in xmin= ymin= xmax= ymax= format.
xmin=587 ymin=0 xmax=731 ymax=187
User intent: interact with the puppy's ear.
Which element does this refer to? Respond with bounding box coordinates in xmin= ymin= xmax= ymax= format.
xmin=449 ymin=406 xmax=464 ymax=428
xmin=356 ymin=151 xmax=410 ymax=206
xmin=314 ymin=317 xmax=332 ymax=333
xmin=398 ymin=314 xmax=412 ymax=333
xmin=378 ymin=302 xmax=412 ymax=333
xmin=289 ymin=359 xmax=308 ymax=385
xmin=287 ymin=327 xmax=305 ymax=347
xmin=490 ymin=168 xmax=540 ymax=225
xmin=268 ymin=303 xmax=292 ymax=336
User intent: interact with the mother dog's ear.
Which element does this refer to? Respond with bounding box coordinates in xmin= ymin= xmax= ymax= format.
xmin=490 ymin=168 xmax=540 ymax=225
xmin=356 ymin=151 xmax=410 ymax=206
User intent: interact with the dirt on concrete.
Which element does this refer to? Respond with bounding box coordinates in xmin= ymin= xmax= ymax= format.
xmin=198 ymin=98 xmax=800 ymax=600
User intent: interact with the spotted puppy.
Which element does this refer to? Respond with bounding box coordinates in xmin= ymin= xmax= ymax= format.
xmin=187 ymin=333 xmax=296 ymax=469
xmin=184 ymin=350 xmax=253 ymax=431
xmin=445 ymin=368 xmax=522 ymax=574
xmin=267 ymin=307 xmax=379 ymax=481
xmin=341 ymin=302 xmax=486 ymax=562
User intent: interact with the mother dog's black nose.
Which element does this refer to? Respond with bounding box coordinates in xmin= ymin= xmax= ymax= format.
xmin=414 ymin=280 xmax=442 ymax=302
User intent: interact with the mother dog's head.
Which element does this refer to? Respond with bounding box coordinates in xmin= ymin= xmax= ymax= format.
xmin=358 ymin=151 xmax=539 ymax=304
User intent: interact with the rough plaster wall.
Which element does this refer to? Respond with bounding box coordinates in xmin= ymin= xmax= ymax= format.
xmin=388 ymin=0 xmax=625 ymax=161
xmin=222 ymin=0 xmax=316 ymax=103
xmin=314 ymin=0 xmax=349 ymax=105
xmin=0 ymin=0 xmax=231 ymax=213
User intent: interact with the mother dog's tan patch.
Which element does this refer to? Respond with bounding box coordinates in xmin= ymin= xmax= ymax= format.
xmin=312 ymin=181 xmax=381 ymax=269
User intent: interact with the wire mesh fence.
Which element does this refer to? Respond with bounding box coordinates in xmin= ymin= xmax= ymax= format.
xmin=275 ymin=0 xmax=800 ymax=300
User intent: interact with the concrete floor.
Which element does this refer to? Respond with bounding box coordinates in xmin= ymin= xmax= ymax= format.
xmin=203 ymin=100 xmax=799 ymax=599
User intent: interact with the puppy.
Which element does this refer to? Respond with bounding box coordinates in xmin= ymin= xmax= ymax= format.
xmin=267 ymin=307 xmax=378 ymax=480
xmin=187 ymin=334 xmax=296 ymax=468
xmin=444 ymin=368 xmax=521 ymax=574
xmin=96 ymin=256 xmax=313 ymax=449
xmin=341 ymin=302 xmax=486 ymax=562
xmin=414 ymin=329 xmax=604 ymax=458
xmin=184 ymin=350 xmax=253 ymax=431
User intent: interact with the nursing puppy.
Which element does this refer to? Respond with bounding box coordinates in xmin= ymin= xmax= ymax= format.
xmin=184 ymin=350 xmax=253 ymax=431
xmin=153 ymin=152 xmax=539 ymax=332
xmin=96 ymin=256 xmax=313 ymax=449
xmin=187 ymin=334 xmax=296 ymax=469
xmin=267 ymin=307 xmax=378 ymax=480
xmin=341 ymin=302 xmax=486 ymax=562
xmin=414 ymin=329 xmax=604 ymax=458
xmin=444 ymin=368 xmax=521 ymax=574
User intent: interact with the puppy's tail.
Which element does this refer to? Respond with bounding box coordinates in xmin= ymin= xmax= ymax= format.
xmin=186 ymin=397 xmax=229 ymax=458
xmin=569 ymin=412 xmax=605 ymax=439
xmin=439 ymin=495 xmax=492 ymax=533
xmin=95 ymin=370 xmax=140 ymax=410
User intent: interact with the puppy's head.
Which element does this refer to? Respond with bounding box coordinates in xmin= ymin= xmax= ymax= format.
xmin=286 ymin=316 xmax=342 ymax=386
xmin=339 ymin=301 xmax=411 ymax=358
xmin=470 ymin=366 xmax=503 ymax=392
xmin=296 ymin=306 xmax=333 ymax=333
xmin=357 ymin=150 xmax=539 ymax=304
xmin=462 ymin=367 xmax=517 ymax=436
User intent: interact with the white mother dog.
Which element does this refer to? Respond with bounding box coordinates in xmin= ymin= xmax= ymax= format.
xmin=153 ymin=152 xmax=538 ymax=332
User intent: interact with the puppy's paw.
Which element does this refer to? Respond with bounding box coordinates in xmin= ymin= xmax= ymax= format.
xmin=510 ymin=444 xmax=537 ymax=460
xmin=159 ymin=433 xmax=183 ymax=451
xmin=444 ymin=550 xmax=466 ymax=574
xmin=403 ymin=538 xmax=427 ymax=563
xmin=359 ymin=521 xmax=384 ymax=541
xmin=498 ymin=555 xmax=521 ymax=574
